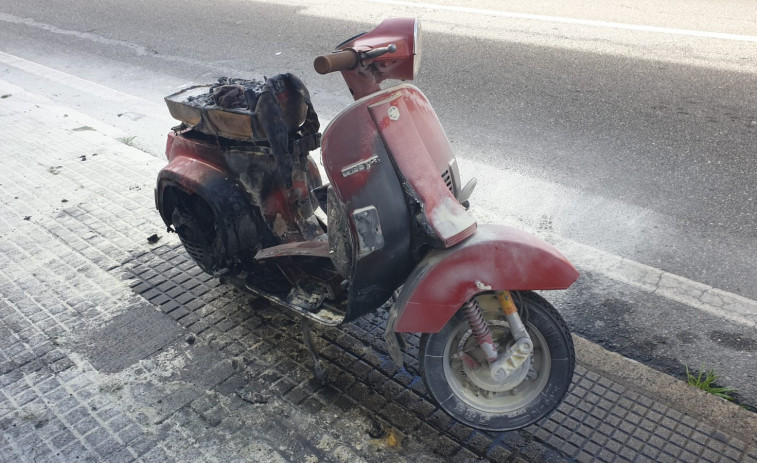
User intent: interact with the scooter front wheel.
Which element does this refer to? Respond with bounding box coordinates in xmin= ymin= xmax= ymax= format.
xmin=419 ymin=291 xmax=574 ymax=431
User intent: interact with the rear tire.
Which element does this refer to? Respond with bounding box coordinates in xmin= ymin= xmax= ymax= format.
xmin=171 ymin=194 xmax=221 ymax=274
xmin=419 ymin=291 xmax=574 ymax=431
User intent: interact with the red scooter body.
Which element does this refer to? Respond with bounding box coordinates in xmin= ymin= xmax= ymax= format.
xmin=321 ymin=83 xmax=482 ymax=321
xmin=322 ymin=82 xmax=577 ymax=326
xmin=157 ymin=17 xmax=580 ymax=432
xmin=318 ymin=19 xmax=577 ymax=330
xmin=315 ymin=19 xmax=579 ymax=431
xmin=392 ymin=224 xmax=578 ymax=332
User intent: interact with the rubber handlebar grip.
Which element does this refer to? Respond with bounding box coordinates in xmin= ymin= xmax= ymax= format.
xmin=314 ymin=50 xmax=359 ymax=74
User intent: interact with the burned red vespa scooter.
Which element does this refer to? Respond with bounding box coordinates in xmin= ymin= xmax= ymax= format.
xmin=155 ymin=18 xmax=579 ymax=431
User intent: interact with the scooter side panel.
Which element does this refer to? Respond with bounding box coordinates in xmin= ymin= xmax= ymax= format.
xmin=367 ymin=87 xmax=476 ymax=248
xmin=321 ymin=89 xmax=413 ymax=321
xmin=158 ymin=133 xmax=262 ymax=224
xmin=380 ymin=85 xmax=458 ymax=188
xmin=156 ymin=147 xmax=230 ymax=225
xmin=392 ymin=224 xmax=580 ymax=333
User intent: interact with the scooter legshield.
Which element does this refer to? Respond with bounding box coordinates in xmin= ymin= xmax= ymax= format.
xmin=392 ymin=224 xmax=579 ymax=333
xmin=321 ymin=89 xmax=414 ymax=322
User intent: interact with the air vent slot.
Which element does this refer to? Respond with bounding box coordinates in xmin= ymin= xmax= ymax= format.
xmin=441 ymin=169 xmax=453 ymax=193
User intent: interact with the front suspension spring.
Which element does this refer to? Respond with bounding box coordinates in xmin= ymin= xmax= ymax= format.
xmin=462 ymin=299 xmax=498 ymax=363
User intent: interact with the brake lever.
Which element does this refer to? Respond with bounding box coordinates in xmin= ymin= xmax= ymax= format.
xmin=361 ymin=44 xmax=397 ymax=60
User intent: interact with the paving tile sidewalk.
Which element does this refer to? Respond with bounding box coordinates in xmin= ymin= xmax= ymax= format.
xmin=1 ymin=78 xmax=756 ymax=462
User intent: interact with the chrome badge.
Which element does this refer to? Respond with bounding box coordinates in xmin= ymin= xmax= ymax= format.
xmin=388 ymin=106 xmax=400 ymax=120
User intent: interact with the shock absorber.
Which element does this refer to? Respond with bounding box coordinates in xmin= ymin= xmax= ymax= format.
xmin=462 ymin=298 xmax=499 ymax=363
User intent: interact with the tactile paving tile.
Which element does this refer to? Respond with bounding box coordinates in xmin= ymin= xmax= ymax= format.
xmin=121 ymin=238 xmax=757 ymax=463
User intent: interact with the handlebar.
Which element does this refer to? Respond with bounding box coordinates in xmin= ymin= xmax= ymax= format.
xmin=313 ymin=44 xmax=397 ymax=75
xmin=314 ymin=50 xmax=359 ymax=74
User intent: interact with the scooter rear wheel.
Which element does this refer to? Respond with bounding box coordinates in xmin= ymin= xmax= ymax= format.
xmin=419 ymin=291 xmax=574 ymax=431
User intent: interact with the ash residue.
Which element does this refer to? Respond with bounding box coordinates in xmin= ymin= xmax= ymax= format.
xmin=184 ymin=77 xmax=265 ymax=109
xmin=184 ymin=90 xmax=214 ymax=107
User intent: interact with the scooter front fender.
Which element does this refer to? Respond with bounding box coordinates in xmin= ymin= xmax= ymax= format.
xmin=393 ymin=224 xmax=579 ymax=333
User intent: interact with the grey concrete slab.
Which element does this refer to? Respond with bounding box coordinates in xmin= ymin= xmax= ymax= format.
xmin=75 ymin=303 xmax=183 ymax=374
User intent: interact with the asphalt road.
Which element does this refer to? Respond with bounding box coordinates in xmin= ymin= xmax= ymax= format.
xmin=1 ymin=0 xmax=756 ymax=402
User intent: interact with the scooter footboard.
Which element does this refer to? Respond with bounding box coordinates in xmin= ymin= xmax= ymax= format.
xmin=392 ymin=224 xmax=579 ymax=333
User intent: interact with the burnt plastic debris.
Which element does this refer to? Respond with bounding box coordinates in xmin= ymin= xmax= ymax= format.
xmin=165 ymin=74 xmax=320 ymax=189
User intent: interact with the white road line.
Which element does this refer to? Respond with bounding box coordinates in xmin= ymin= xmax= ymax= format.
xmin=554 ymin=237 xmax=757 ymax=328
xmin=0 ymin=51 xmax=160 ymax=107
xmin=0 ymin=13 xmax=240 ymax=78
xmin=368 ymin=0 xmax=757 ymax=43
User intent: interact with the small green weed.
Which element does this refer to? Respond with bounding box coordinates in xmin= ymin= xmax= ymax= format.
xmin=117 ymin=135 xmax=137 ymax=146
xmin=685 ymin=365 xmax=736 ymax=402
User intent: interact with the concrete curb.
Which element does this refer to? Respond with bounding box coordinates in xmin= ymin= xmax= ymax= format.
xmin=575 ymin=334 xmax=757 ymax=447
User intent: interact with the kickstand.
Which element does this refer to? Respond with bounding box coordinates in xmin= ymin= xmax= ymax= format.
xmin=301 ymin=318 xmax=328 ymax=384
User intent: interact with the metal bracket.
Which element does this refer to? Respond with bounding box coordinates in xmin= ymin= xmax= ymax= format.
xmin=490 ymin=337 xmax=533 ymax=384
xmin=301 ymin=318 xmax=328 ymax=384
xmin=490 ymin=291 xmax=534 ymax=385
xmin=353 ymin=206 xmax=384 ymax=256
xmin=384 ymin=303 xmax=406 ymax=369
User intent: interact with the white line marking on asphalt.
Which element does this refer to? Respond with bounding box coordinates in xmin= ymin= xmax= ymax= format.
xmin=0 ymin=13 xmax=243 ymax=78
xmin=368 ymin=0 xmax=757 ymax=43
xmin=0 ymin=51 xmax=160 ymax=107
xmin=0 ymin=13 xmax=154 ymax=55
xmin=553 ymin=238 xmax=757 ymax=328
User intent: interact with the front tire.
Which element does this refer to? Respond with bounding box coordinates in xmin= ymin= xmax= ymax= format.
xmin=419 ymin=291 xmax=574 ymax=431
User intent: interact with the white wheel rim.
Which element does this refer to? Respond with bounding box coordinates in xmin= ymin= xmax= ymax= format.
xmin=441 ymin=296 xmax=552 ymax=414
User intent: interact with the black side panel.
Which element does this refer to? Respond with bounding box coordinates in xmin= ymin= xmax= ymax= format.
xmin=343 ymin=139 xmax=412 ymax=322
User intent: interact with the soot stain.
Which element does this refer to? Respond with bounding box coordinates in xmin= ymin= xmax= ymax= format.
xmin=675 ymin=330 xmax=698 ymax=344
xmin=708 ymin=331 xmax=757 ymax=352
